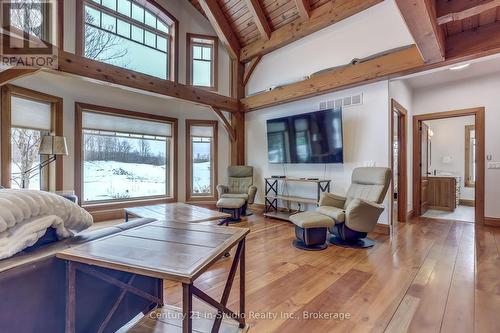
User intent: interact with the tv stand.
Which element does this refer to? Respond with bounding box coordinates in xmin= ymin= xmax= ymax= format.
xmin=264 ymin=177 xmax=331 ymax=221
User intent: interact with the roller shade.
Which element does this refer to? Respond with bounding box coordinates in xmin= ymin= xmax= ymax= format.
xmin=11 ymin=96 xmax=51 ymax=130
xmin=82 ymin=111 xmax=172 ymax=137
xmin=191 ymin=125 xmax=213 ymax=137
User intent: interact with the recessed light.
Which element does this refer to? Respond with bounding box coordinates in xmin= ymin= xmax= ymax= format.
xmin=449 ymin=63 xmax=470 ymax=71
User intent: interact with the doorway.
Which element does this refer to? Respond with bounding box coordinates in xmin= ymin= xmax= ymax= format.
xmin=390 ymin=99 xmax=408 ymax=225
xmin=413 ymin=108 xmax=485 ymax=224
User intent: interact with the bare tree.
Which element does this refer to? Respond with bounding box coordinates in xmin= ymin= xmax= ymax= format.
xmin=11 ymin=128 xmax=41 ymax=189
xmin=84 ymin=12 xmax=129 ymax=65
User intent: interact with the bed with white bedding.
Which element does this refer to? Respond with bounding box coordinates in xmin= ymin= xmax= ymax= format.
xmin=0 ymin=189 xmax=93 ymax=259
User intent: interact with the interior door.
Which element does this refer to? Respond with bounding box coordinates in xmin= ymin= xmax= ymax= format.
xmin=420 ymin=122 xmax=430 ymax=214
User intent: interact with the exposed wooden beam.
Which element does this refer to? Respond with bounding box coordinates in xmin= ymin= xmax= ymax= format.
xmin=211 ymin=107 xmax=236 ymax=142
xmin=243 ymin=56 xmax=262 ymax=87
xmin=240 ymin=0 xmax=382 ymax=63
xmin=0 ymin=68 xmax=40 ymax=86
xmin=437 ymin=0 xmax=500 ymax=25
xmin=241 ymin=45 xmax=424 ymax=111
xmin=395 ymin=0 xmax=445 ymax=64
xmin=56 ymin=51 xmax=239 ymax=112
xmin=294 ymin=0 xmax=311 ymax=21
xmin=230 ymin=60 xmax=245 ymax=165
xmin=244 ymin=0 xmax=272 ymax=40
xmin=198 ymin=0 xmax=241 ymax=60
xmin=446 ymin=21 xmax=500 ymax=60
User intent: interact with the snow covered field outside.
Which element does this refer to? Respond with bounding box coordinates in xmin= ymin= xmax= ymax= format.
xmin=83 ymin=160 xmax=211 ymax=201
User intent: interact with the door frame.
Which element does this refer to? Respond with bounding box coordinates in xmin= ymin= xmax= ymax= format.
xmin=412 ymin=107 xmax=485 ymax=224
xmin=390 ymin=99 xmax=408 ymax=223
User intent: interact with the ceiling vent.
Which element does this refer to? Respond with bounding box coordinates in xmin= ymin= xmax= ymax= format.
xmin=319 ymin=93 xmax=363 ymax=110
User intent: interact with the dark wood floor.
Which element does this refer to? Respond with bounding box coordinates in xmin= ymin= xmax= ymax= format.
xmin=161 ymin=213 xmax=500 ymax=333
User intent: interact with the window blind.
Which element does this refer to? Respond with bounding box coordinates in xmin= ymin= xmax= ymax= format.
xmin=82 ymin=111 xmax=172 ymax=137
xmin=11 ymin=96 xmax=52 ymax=130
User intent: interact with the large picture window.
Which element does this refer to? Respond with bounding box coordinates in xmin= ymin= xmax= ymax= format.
xmin=186 ymin=34 xmax=218 ymax=90
xmin=77 ymin=0 xmax=177 ymax=80
xmin=76 ymin=104 xmax=177 ymax=205
xmin=186 ymin=120 xmax=218 ymax=201
xmin=1 ymin=85 xmax=63 ymax=190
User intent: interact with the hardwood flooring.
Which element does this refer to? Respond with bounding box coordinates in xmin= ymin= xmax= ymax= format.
xmin=120 ymin=211 xmax=500 ymax=332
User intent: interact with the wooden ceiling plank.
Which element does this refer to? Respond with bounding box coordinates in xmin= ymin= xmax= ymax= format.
xmin=437 ymin=0 xmax=500 ymax=25
xmin=294 ymin=0 xmax=311 ymax=21
xmin=395 ymin=0 xmax=445 ymax=64
xmin=198 ymin=0 xmax=241 ymax=60
xmin=244 ymin=0 xmax=272 ymax=40
xmin=241 ymin=45 xmax=424 ymax=111
xmin=446 ymin=20 xmax=500 ymax=59
xmin=240 ymin=0 xmax=383 ymax=62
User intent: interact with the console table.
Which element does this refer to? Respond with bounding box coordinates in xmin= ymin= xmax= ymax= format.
xmin=264 ymin=177 xmax=331 ymax=221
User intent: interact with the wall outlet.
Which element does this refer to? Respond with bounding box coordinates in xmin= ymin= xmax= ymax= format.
xmin=488 ymin=162 xmax=500 ymax=169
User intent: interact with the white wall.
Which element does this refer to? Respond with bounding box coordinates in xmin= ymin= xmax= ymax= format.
xmin=4 ymin=71 xmax=230 ymax=202
xmin=247 ymin=0 xmax=414 ymax=95
xmin=424 ymin=116 xmax=475 ymax=201
xmin=61 ymin=0 xmax=231 ymax=96
xmin=389 ymin=80 xmax=414 ymax=214
xmin=412 ymin=73 xmax=500 ymax=218
xmin=246 ymin=81 xmax=392 ymax=224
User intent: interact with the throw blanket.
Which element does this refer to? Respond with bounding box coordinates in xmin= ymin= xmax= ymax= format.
xmin=0 ymin=189 xmax=93 ymax=259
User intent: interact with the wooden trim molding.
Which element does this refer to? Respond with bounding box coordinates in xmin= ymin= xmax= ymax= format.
xmin=240 ymin=0 xmax=383 ymax=62
xmin=412 ymin=107 xmax=485 ymax=225
xmin=464 ymin=124 xmax=476 ymax=188
xmin=484 ymin=216 xmax=500 ymax=227
xmin=186 ymin=33 xmax=219 ymax=91
xmin=185 ymin=119 xmax=218 ymax=202
xmin=0 ymin=85 xmax=63 ymax=190
xmin=391 ymin=99 xmax=408 ymax=223
xmin=373 ymin=223 xmax=390 ymax=235
xmin=74 ymin=102 xmax=178 ymax=207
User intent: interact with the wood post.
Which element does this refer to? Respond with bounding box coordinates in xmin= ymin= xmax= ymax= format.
xmin=230 ymin=60 xmax=245 ymax=165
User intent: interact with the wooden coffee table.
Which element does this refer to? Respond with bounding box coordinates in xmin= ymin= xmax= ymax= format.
xmin=124 ymin=203 xmax=231 ymax=223
xmin=57 ymin=221 xmax=249 ymax=333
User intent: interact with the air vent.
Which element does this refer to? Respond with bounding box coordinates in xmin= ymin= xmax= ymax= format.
xmin=319 ymin=93 xmax=363 ymax=110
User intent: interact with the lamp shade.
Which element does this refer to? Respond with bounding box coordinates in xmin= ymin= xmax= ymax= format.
xmin=39 ymin=136 xmax=68 ymax=156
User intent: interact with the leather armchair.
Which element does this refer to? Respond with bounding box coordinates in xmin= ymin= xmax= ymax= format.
xmin=217 ymin=166 xmax=257 ymax=209
xmin=317 ymin=167 xmax=391 ymax=248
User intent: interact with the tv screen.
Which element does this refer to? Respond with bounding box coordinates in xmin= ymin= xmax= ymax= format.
xmin=266 ymin=108 xmax=344 ymax=164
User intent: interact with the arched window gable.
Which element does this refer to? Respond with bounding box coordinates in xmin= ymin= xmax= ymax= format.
xmin=77 ymin=0 xmax=177 ymax=81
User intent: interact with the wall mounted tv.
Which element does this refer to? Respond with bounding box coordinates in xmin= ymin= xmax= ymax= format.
xmin=266 ymin=108 xmax=344 ymax=164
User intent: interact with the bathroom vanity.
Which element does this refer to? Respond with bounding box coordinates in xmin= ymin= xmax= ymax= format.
xmin=427 ymin=176 xmax=461 ymax=211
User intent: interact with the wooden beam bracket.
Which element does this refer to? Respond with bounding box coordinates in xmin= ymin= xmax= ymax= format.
xmin=212 ymin=107 xmax=236 ymax=142
xmin=243 ymin=56 xmax=262 ymax=87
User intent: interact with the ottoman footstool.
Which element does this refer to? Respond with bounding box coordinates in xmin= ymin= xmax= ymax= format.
xmin=216 ymin=198 xmax=246 ymax=225
xmin=290 ymin=212 xmax=335 ymax=251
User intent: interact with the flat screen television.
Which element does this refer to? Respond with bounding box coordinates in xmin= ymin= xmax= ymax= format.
xmin=266 ymin=108 xmax=344 ymax=164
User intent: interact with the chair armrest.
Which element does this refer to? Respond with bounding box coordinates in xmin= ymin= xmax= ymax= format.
xmin=345 ymin=198 xmax=385 ymax=233
xmin=216 ymin=185 xmax=228 ymax=199
xmin=247 ymin=185 xmax=257 ymax=204
xmin=319 ymin=193 xmax=346 ymax=209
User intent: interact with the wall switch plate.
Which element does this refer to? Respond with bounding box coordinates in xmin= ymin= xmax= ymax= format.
xmin=488 ymin=162 xmax=500 ymax=169
xmin=363 ymin=161 xmax=376 ymax=167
